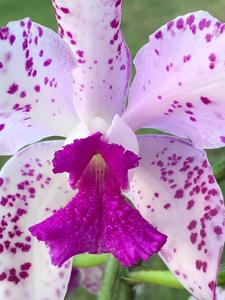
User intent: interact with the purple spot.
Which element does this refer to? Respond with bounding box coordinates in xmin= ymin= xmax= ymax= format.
xmin=187 ymin=200 xmax=195 ymax=209
xmin=38 ymin=27 xmax=43 ymax=37
xmin=20 ymin=91 xmax=26 ymax=98
xmin=174 ymin=189 xmax=184 ymax=199
xmin=9 ymin=35 xmax=16 ymax=45
xmin=44 ymin=59 xmax=52 ymax=67
xmin=111 ymin=19 xmax=119 ymax=29
xmin=220 ymin=136 xmax=225 ymax=143
xmin=34 ymin=85 xmax=40 ymax=93
xmin=76 ymin=50 xmax=84 ymax=58
xmin=39 ymin=50 xmax=44 ymax=57
xmin=208 ymin=281 xmax=215 ymax=291
xmin=25 ymin=58 xmax=33 ymax=71
xmin=186 ymin=102 xmax=193 ymax=108
xmin=0 ymin=124 xmax=5 ymax=131
xmin=7 ymin=83 xmax=19 ymax=94
xmin=176 ymin=18 xmax=184 ymax=29
xmin=187 ymin=14 xmax=195 ymax=25
xmin=208 ymin=53 xmax=216 ymax=62
xmin=164 ymin=203 xmax=171 ymax=209
xmin=188 ymin=220 xmax=197 ymax=230
xmin=60 ymin=7 xmax=70 ymax=14
xmin=200 ymin=96 xmax=212 ymax=105
xmin=214 ymin=226 xmax=222 ymax=235
xmin=155 ymin=31 xmax=163 ymax=39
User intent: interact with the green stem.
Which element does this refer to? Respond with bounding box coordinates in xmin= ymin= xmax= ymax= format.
xmin=72 ymin=254 xmax=108 ymax=268
xmin=124 ymin=270 xmax=183 ymax=289
xmin=97 ymin=255 xmax=134 ymax=300
xmin=124 ymin=270 xmax=225 ymax=288
xmin=218 ymin=268 xmax=225 ymax=286
xmin=112 ymin=265 xmax=135 ymax=300
xmin=213 ymin=158 xmax=225 ymax=182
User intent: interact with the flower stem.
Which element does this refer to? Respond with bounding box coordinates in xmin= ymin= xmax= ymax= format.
xmin=213 ymin=158 xmax=225 ymax=182
xmin=97 ymin=255 xmax=134 ymax=300
xmin=123 ymin=270 xmax=183 ymax=288
xmin=72 ymin=254 xmax=108 ymax=268
xmin=123 ymin=269 xmax=225 ymax=288
xmin=112 ymin=265 xmax=135 ymax=300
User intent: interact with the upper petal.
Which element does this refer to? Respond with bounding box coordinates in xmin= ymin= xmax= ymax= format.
xmin=0 ymin=18 xmax=78 ymax=155
xmin=123 ymin=11 xmax=225 ymax=149
xmin=52 ymin=0 xmax=131 ymax=123
xmin=0 ymin=141 xmax=74 ymax=300
xmin=127 ymin=134 xmax=225 ymax=300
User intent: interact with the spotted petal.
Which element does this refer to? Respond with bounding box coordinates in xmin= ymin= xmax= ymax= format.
xmin=188 ymin=288 xmax=225 ymax=300
xmin=0 ymin=18 xmax=78 ymax=155
xmin=0 ymin=141 xmax=73 ymax=300
xmin=79 ymin=266 xmax=104 ymax=294
xmin=52 ymin=0 xmax=131 ymax=124
xmin=127 ymin=135 xmax=225 ymax=300
xmin=123 ymin=11 xmax=225 ymax=149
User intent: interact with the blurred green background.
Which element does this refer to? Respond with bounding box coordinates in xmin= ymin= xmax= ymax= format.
xmin=0 ymin=0 xmax=225 ymax=299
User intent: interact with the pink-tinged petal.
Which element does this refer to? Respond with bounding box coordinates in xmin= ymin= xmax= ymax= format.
xmin=66 ymin=266 xmax=103 ymax=296
xmin=0 ymin=141 xmax=74 ymax=299
xmin=79 ymin=266 xmax=104 ymax=294
xmin=99 ymin=141 xmax=140 ymax=190
xmin=0 ymin=18 xmax=78 ymax=155
xmin=127 ymin=135 xmax=225 ymax=300
xmin=53 ymin=132 xmax=101 ymax=189
xmin=123 ymin=11 xmax=225 ymax=149
xmin=52 ymin=0 xmax=131 ymax=123
xmin=52 ymin=132 xmax=140 ymax=190
xmin=188 ymin=288 xmax=225 ymax=300
xmin=30 ymin=134 xmax=166 ymax=267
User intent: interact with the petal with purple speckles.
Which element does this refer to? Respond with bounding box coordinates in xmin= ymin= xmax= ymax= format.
xmin=66 ymin=266 xmax=103 ymax=296
xmin=123 ymin=11 xmax=225 ymax=149
xmin=30 ymin=134 xmax=166 ymax=267
xmin=0 ymin=18 xmax=78 ymax=155
xmin=52 ymin=0 xmax=131 ymax=123
xmin=127 ymin=134 xmax=225 ymax=300
xmin=188 ymin=287 xmax=225 ymax=300
xmin=0 ymin=141 xmax=74 ymax=300
xmin=79 ymin=266 xmax=104 ymax=295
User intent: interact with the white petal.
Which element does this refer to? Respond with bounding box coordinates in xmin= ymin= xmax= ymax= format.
xmin=52 ymin=0 xmax=131 ymax=124
xmin=127 ymin=134 xmax=225 ymax=300
xmin=123 ymin=11 xmax=225 ymax=149
xmin=0 ymin=141 xmax=74 ymax=300
xmin=0 ymin=19 xmax=78 ymax=155
xmin=106 ymin=115 xmax=139 ymax=154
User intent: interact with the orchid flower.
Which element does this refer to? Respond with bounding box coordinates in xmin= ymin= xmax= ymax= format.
xmin=0 ymin=0 xmax=224 ymax=299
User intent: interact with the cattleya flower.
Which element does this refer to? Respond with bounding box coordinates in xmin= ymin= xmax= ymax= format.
xmin=0 ymin=0 xmax=225 ymax=299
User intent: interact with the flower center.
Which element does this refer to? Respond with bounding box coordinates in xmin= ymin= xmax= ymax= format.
xmin=29 ymin=133 xmax=167 ymax=267
xmin=65 ymin=117 xmax=110 ymax=146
